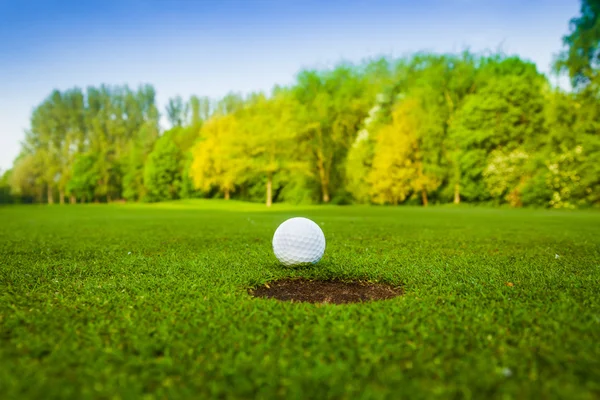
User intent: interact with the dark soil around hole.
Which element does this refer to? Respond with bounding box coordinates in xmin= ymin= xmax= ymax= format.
xmin=250 ymin=278 xmax=403 ymax=304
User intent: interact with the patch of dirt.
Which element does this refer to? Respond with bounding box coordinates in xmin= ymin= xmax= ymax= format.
xmin=250 ymin=278 xmax=403 ymax=304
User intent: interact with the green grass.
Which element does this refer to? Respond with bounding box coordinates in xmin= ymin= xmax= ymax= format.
xmin=1 ymin=201 xmax=599 ymax=399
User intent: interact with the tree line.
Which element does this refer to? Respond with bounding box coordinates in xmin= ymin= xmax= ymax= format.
xmin=1 ymin=0 xmax=598 ymax=209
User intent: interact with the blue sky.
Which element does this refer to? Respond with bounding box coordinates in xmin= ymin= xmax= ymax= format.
xmin=0 ymin=0 xmax=580 ymax=171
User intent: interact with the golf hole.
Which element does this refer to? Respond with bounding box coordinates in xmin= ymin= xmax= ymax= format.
xmin=250 ymin=278 xmax=403 ymax=304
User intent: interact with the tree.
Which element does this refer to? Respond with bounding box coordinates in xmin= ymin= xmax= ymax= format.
xmin=555 ymin=0 xmax=600 ymax=89
xmin=215 ymin=93 xmax=244 ymax=115
xmin=483 ymin=148 xmax=530 ymax=207
xmin=179 ymin=152 xmax=201 ymax=200
xmin=550 ymin=1 xmax=600 ymax=207
xmin=545 ymin=145 xmax=587 ymax=208
xmin=346 ymin=53 xmax=479 ymax=205
xmin=535 ymin=88 xmax=600 ymax=208
xmin=239 ymin=90 xmax=302 ymax=206
xmin=368 ymin=98 xmax=440 ymax=205
xmin=27 ymin=93 xmax=63 ymax=204
xmin=0 ymin=169 xmax=14 ymax=204
xmin=345 ymin=62 xmax=399 ymax=204
xmin=84 ymin=85 xmax=124 ymax=202
xmin=120 ymin=86 xmax=161 ymax=201
xmin=10 ymin=47 xmax=598 ymax=208
xmin=56 ymin=88 xmax=86 ymax=204
xmin=189 ymin=96 xmax=201 ymax=126
xmin=122 ymin=122 xmax=159 ymax=201
xmin=9 ymin=148 xmax=45 ymax=203
xmin=164 ymin=123 xmax=203 ymax=200
xmin=345 ymin=129 xmax=375 ymax=204
xmin=449 ymin=66 xmax=547 ymax=204
xmin=165 ymin=96 xmax=188 ymax=128
xmin=144 ymin=134 xmax=184 ymax=202
xmin=67 ymin=153 xmax=100 ymax=203
xmin=190 ymin=114 xmax=246 ymax=200
xmin=76 ymin=84 xmax=159 ymax=202
xmin=294 ymin=65 xmax=372 ymax=203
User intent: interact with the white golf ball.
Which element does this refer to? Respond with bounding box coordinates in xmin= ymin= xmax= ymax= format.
xmin=272 ymin=217 xmax=326 ymax=266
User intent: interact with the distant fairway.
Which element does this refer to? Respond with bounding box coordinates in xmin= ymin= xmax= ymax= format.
xmin=1 ymin=201 xmax=599 ymax=399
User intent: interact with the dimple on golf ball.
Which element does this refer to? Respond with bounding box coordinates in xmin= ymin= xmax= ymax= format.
xmin=272 ymin=217 xmax=326 ymax=266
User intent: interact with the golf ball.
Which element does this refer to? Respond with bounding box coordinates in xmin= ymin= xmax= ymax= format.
xmin=272 ymin=217 xmax=326 ymax=266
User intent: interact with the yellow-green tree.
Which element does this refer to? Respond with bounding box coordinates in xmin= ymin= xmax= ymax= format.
xmin=9 ymin=153 xmax=44 ymax=202
xmin=294 ymin=66 xmax=371 ymax=203
xmin=190 ymin=114 xmax=245 ymax=200
xmin=369 ymin=98 xmax=439 ymax=205
xmin=483 ymin=148 xmax=530 ymax=207
xmin=240 ymin=90 xmax=302 ymax=206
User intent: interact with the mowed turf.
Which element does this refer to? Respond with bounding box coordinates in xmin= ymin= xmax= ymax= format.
xmin=1 ymin=201 xmax=599 ymax=399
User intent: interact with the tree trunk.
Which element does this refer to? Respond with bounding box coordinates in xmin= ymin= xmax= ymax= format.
xmin=266 ymin=174 xmax=272 ymax=207
xmin=421 ymin=189 xmax=428 ymax=207
xmin=59 ymin=190 xmax=65 ymax=205
xmin=315 ymin=126 xmax=330 ymax=203
xmin=47 ymin=186 xmax=54 ymax=204
xmin=454 ymin=183 xmax=460 ymax=204
xmin=70 ymin=195 xmax=76 ymax=204
xmin=107 ymin=194 xmax=112 ymax=203
xmin=224 ymin=188 xmax=230 ymax=200
xmin=322 ymin=189 xmax=330 ymax=203
xmin=316 ymin=155 xmax=330 ymax=203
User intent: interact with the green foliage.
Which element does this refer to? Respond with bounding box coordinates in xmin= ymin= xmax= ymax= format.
xmin=143 ymin=134 xmax=184 ymax=202
xmin=545 ymin=145 xmax=587 ymax=208
xmin=190 ymin=114 xmax=246 ymax=199
xmin=178 ymin=152 xmax=201 ymax=199
xmin=165 ymin=95 xmax=188 ymax=128
xmin=369 ymin=98 xmax=440 ymax=205
xmin=555 ymin=0 xmax=600 ymax=89
xmin=1 ymin=202 xmax=599 ymax=398
xmin=0 ymin=169 xmax=15 ymax=203
xmin=235 ymin=89 xmax=305 ymax=206
xmin=6 ymin=3 xmax=600 ymax=209
xmin=541 ymin=88 xmax=600 ymax=207
xmin=215 ymin=92 xmax=244 ymax=115
xmin=344 ymin=88 xmax=396 ymax=204
xmin=67 ymin=153 xmax=99 ymax=202
xmin=7 ymin=84 xmax=160 ymax=203
xmin=9 ymin=153 xmax=43 ymax=202
xmin=450 ymin=65 xmax=547 ymax=204
xmin=189 ymin=95 xmax=201 ymax=126
xmin=483 ymin=148 xmax=530 ymax=207
xmin=123 ymin=122 xmax=160 ymax=201
xmin=344 ymin=133 xmax=373 ymax=204
xmin=292 ymin=65 xmax=373 ymax=203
